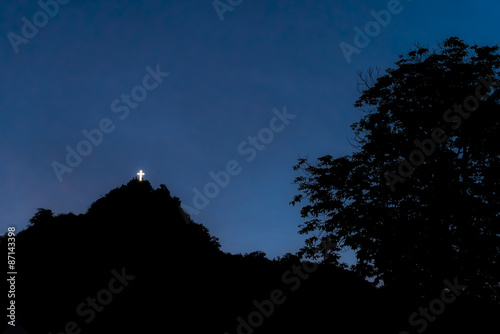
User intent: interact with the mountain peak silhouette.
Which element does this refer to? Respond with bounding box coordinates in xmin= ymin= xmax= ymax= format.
xmin=2 ymin=181 xmax=497 ymax=334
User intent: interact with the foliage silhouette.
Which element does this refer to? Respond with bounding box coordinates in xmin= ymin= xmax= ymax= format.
xmin=1 ymin=179 xmax=395 ymax=334
xmin=0 ymin=79 xmax=500 ymax=334
xmin=291 ymin=37 xmax=500 ymax=303
xmin=1 ymin=136 xmax=499 ymax=332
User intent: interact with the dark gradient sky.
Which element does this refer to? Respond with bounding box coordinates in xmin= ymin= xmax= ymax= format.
xmin=1 ymin=0 xmax=499 ymax=262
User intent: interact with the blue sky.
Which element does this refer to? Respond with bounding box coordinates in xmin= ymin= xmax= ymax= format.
xmin=1 ymin=0 xmax=499 ymax=262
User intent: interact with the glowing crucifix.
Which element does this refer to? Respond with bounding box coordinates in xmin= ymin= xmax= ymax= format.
xmin=137 ymin=170 xmax=145 ymax=181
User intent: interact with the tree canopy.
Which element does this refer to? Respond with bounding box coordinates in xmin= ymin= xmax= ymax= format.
xmin=291 ymin=37 xmax=500 ymax=301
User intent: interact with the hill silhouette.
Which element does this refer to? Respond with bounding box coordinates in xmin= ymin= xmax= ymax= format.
xmin=1 ymin=179 xmax=498 ymax=333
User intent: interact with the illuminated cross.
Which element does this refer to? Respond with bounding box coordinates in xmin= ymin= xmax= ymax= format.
xmin=137 ymin=170 xmax=145 ymax=181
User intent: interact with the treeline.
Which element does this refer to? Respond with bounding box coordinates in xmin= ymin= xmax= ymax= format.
xmin=1 ymin=180 xmax=497 ymax=333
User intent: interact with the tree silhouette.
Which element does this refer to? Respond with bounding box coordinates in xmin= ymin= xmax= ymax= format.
xmin=291 ymin=37 xmax=500 ymax=301
xmin=1 ymin=173 xmax=499 ymax=333
xmin=28 ymin=208 xmax=54 ymax=227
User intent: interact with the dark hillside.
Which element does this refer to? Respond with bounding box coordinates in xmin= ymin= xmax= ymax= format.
xmin=1 ymin=180 xmax=498 ymax=333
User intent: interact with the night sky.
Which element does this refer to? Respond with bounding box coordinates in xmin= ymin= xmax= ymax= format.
xmin=1 ymin=0 xmax=499 ymax=261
